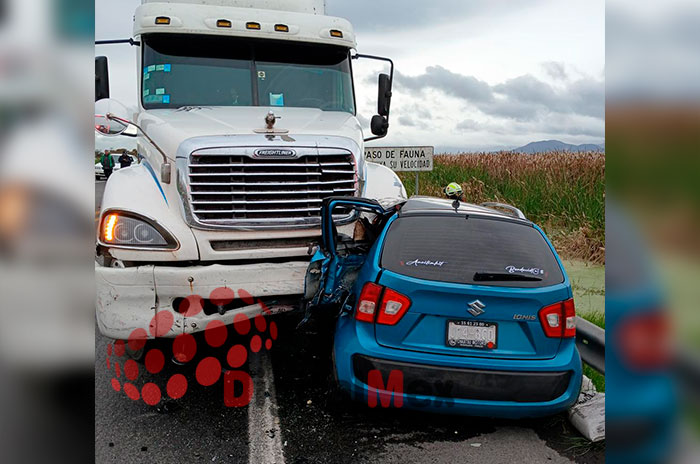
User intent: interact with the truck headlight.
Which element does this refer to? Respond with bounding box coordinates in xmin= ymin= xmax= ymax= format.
xmin=99 ymin=212 xmax=177 ymax=249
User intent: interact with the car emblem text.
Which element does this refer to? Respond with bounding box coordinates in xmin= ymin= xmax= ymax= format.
xmin=253 ymin=148 xmax=297 ymax=158
xmin=467 ymin=300 xmax=486 ymax=317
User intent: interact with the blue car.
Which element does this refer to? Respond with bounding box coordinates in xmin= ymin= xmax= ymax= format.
xmin=605 ymin=203 xmax=676 ymax=463
xmin=304 ymin=196 xmax=582 ymax=418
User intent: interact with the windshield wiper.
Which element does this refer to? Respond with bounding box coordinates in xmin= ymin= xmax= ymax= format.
xmin=473 ymin=272 xmax=543 ymax=282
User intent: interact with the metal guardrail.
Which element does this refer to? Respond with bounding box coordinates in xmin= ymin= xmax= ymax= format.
xmin=575 ymin=316 xmax=605 ymax=373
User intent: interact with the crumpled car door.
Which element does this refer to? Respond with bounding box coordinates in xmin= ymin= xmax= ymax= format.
xmin=303 ymin=197 xmax=390 ymax=308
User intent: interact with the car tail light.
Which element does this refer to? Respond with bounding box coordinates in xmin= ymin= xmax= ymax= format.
xmin=355 ymin=283 xmax=411 ymax=325
xmin=376 ymin=288 xmax=411 ymax=325
xmin=355 ymin=282 xmax=383 ymax=322
xmin=539 ymin=298 xmax=576 ymax=338
xmin=618 ymin=312 xmax=671 ymax=370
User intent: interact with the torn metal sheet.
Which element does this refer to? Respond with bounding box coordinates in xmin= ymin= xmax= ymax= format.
xmin=96 ymin=263 xmax=156 ymax=341
xmin=96 ymin=261 xmax=307 ymax=339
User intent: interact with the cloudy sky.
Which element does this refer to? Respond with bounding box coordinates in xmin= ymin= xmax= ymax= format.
xmin=96 ymin=0 xmax=605 ymax=152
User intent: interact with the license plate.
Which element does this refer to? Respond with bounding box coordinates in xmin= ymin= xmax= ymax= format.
xmin=446 ymin=320 xmax=498 ymax=349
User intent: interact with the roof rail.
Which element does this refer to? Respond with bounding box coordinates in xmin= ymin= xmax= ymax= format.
xmin=479 ymin=202 xmax=527 ymax=220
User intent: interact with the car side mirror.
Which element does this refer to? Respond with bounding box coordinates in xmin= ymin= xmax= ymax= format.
xmin=370 ymin=115 xmax=389 ymax=137
xmin=377 ymin=73 xmax=392 ymax=117
xmin=95 ymin=56 xmax=110 ymax=102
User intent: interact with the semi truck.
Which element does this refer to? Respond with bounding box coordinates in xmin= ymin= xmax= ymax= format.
xmin=94 ymin=0 xmax=406 ymax=343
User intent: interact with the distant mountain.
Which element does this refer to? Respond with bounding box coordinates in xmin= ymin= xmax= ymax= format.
xmin=512 ymin=140 xmax=604 ymax=154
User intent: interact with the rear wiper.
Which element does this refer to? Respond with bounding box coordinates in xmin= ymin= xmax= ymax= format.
xmin=473 ymin=272 xmax=542 ymax=282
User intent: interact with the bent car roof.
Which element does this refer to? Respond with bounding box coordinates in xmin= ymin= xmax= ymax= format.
xmin=399 ymin=196 xmax=531 ymax=223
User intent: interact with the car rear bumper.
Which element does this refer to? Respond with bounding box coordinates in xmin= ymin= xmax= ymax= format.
xmin=333 ymin=314 xmax=582 ymax=418
xmin=352 ymin=355 xmax=572 ymax=403
xmin=95 ymin=260 xmax=306 ymax=340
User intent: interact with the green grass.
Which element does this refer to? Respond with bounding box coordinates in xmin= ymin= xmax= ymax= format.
xmin=583 ymin=365 xmax=605 ymax=393
xmin=564 ymin=260 xmax=605 ymax=316
xmin=580 ymin=310 xmax=605 ymax=330
xmin=399 ymin=152 xmax=606 ymax=263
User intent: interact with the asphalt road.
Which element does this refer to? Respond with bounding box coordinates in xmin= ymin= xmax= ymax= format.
xmin=95 ymin=180 xmax=604 ymax=464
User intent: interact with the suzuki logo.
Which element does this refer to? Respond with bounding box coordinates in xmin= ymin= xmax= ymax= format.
xmin=467 ymin=300 xmax=486 ymax=317
xmin=254 ymin=148 xmax=297 ymax=158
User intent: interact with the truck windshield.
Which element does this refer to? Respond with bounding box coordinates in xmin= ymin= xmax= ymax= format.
xmin=141 ymin=34 xmax=355 ymax=113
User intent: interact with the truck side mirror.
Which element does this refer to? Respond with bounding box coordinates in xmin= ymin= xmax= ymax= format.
xmin=377 ymin=73 xmax=392 ymax=117
xmin=95 ymin=56 xmax=110 ymax=102
xmin=370 ymin=115 xmax=388 ymax=137
xmin=370 ymin=73 xmax=391 ymax=137
xmin=353 ymin=54 xmax=394 ymax=141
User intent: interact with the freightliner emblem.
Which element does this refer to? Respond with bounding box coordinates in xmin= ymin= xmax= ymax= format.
xmin=253 ymin=148 xmax=297 ymax=158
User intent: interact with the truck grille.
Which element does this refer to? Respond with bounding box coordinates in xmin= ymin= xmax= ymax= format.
xmin=187 ymin=148 xmax=357 ymax=226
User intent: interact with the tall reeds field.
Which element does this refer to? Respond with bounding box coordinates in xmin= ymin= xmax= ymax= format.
xmin=398 ymin=151 xmax=605 ymax=264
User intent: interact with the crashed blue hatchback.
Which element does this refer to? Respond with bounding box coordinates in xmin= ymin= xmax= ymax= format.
xmin=304 ymin=195 xmax=582 ymax=418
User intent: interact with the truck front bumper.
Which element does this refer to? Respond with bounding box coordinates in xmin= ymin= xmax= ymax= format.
xmin=96 ymin=261 xmax=307 ymax=340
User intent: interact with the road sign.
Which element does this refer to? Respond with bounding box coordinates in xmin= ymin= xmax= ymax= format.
xmin=364 ymin=146 xmax=434 ymax=172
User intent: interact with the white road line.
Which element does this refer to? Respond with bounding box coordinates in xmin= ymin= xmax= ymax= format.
xmin=248 ymin=351 xmax=285 ymax=464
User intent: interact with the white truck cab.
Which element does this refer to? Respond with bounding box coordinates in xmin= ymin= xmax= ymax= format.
xmin=95 ymin=0 xmax=406 ymax=341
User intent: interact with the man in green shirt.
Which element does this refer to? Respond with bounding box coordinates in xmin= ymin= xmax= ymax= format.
xmin=101 ymin=151 xmax=115 ymax=179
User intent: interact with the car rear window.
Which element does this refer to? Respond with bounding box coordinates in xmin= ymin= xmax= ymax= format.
xmin=380 ymin=215 xmax=565 ymax=287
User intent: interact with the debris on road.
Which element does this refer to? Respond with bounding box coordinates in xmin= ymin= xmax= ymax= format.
xmin=568 ymin=375 xmax=605 ymax=442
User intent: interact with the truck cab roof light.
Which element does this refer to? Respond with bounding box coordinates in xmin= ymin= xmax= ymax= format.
xmin=155 ymin=16 xmax=171 ymax=25
xmin=246 ymin=22 xmax=261 ymax=30
xmin=216 ymin=19 xmax=232 ymax=28
xmin=274 ymin=24 xmax=289 ymax=32
xmin=330 ymin=29 xmax=343 ymax=38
